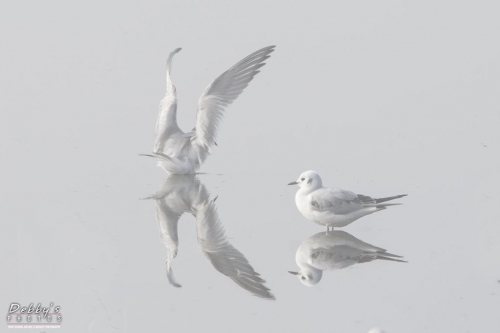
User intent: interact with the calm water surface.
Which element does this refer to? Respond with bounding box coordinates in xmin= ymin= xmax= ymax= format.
xmin=1 ymin=1 xmax=499 ymax=332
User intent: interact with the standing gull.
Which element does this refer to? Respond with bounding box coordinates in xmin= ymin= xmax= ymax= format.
xmin=143 ymin=46 xmax=275 ymax=174
xmin=288 ymin=170 xmax=407 ymax=230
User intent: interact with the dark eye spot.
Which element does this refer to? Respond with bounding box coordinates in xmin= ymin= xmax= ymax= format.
xmin=301 ymin=277 xmax=305 ymax=280
xmin=301 ymin=178 xmax=305 ymax=181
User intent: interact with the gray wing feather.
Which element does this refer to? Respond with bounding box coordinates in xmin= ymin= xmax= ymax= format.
xmin=196 ymin=200 xmax=275 ymax=299
xmin=311 ymin=245 xmax=406 ymax=269
xmin=308 ymin=188 xmax=402 ymax=214
xmin=309 ymin=188 xmax=364 ymax=215
xmin=195 ymin=46 xmax=275 ymax=151
xmin=155 ymin=48 xmax=182 ymax=153
xmin=156 ymin=197 xmax=182 ymax=287
xmin=310 ymin=246 xmax=362 ymax=269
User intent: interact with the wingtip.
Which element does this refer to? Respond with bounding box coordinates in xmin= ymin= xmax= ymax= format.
xmin=266 ymin=294 xmax=276 ymax=301
xmin=264 ymin=45 xmax=276 ymax=54
xmin=167 ymin=48 xmax=182 ymax=70
xmin=251 ymin=45 xmax=276 ymax=57
xmin=253 ymin=290 xmax=276 ymax=300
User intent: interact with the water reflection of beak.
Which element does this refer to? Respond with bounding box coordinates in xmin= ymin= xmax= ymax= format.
xmin=288 ymin=271 xmax=299 ymax=275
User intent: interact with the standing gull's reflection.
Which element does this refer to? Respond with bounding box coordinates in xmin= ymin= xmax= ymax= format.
xmin=289 ymin=231 xmax=406 ymax=286
xmin=144 ymin=175 xmax=275 ymax=299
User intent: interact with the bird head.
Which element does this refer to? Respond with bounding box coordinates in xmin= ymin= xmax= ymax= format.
xmin=288 ymin=269 xmax=322 ymax=286
xmin=288 ymin=170 xmax=322 ymax=189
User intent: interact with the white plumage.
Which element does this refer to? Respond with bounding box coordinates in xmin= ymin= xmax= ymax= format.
xmin=145 ymin=46 xmax=275 ymax=174
xmin=288 ymin=230 xmax=406 ymax=286
xmin=289 ymin=170 xmax=407 ymax=229
xmin=144 ymin=175 xmax=275 ymax=299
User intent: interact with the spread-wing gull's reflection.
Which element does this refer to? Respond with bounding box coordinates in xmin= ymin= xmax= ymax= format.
xmin=145 ymin=175 xmax=275 ymax=299
xmin=289 ymin=230 xmax=406 ymax=286
xmin=196 ymin=198 xmax=275 ymax=299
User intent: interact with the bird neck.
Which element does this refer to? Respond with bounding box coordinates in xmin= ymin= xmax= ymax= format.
xmin=299 ymin=184 xmax=322 ymax=195
xmin=298 ymin=261 xmax=317 ymax=271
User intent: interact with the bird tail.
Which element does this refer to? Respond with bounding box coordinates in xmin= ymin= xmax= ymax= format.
xmin=366 ymin=203 xmax=401 ymax=210
xmin=139 ymin=152 xmax=179 ymax=163
xmin=358 ymin=252 xmax=407 ymax=263
xmin=376 ymin=255 xmax=407 ymax=263
xmin=376 ymin=203 xmax=403 ymax=209
xmin=380 ymin=251 xmax=404 ymax=259
xmin=375 ymin=194 xmax=407 ymax=204
xmin=139 ymin=152 xmax=186 ymax=174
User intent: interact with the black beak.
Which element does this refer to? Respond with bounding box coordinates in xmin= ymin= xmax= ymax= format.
xmin=288 ymin=181 xmax=298 ymax=185
xmin=288 ymin=271 xmax=299 ymax=275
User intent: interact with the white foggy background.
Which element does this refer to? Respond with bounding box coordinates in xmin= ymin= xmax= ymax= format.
xmin=1 ymin=1 xmax=499 ymax=332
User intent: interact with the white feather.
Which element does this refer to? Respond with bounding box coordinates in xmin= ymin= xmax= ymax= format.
xmin=150 ymin=46 xmax=275 ymax=174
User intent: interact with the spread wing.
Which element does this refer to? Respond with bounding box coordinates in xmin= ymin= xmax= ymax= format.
xmin=155 ymin=48 xmax=182 ymax=154
xmin=155 ymin=197 xmax=182 ymax=288
xmin=194 ymin=46 xmax=275 ymax=151
xmin=309 ymin=188 xmax=374 ymax=215
xmin=145 ymin=174 xmax=215 ymax=288
xmin=196 ymin=199 xmax=275 ymax=299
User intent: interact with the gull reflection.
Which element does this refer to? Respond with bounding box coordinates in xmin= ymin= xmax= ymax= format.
xmin=145 ymin=175 xmax=275 ymax=299
xmin=289 ymin=231 xmax=406 ymax=286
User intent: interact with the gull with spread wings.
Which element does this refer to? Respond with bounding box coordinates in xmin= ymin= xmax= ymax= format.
xmin=143 ymin=46 xmax=275 ymax=174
